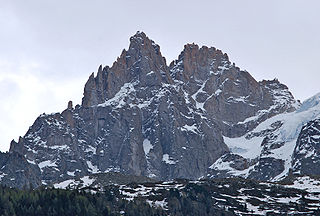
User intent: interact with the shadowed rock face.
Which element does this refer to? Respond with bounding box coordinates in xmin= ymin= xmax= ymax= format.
xmin=0 ymin=152 xmax=41 ymax=188
xmin=6 ymin=31 xmax=299 ymax=187
xmin=82 ymin=32 xmax=171 ymax=107
xmin=292 ymin=118 xmax=320 ymax=175
xmin=170 ymin=44 xmax=297 ymax=137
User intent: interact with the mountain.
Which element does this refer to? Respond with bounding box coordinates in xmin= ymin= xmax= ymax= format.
xmin=2 ymin=31 xmax=318 ymax=189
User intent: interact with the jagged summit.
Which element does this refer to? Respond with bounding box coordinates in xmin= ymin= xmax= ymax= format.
xmin=128 ymin=31 xmax=161 ymax=53
xmin=129 ymin=31 xmax=149 ymax=41
xmin=169 ymin=43 xmax=231 ymax=81
xmin=82 ymin=31 xmax=171 ymax=107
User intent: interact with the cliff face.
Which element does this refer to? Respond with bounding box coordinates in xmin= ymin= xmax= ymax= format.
xmin=5 ymin=32 xmax=300 ymax=187
xmin=169 ymin=44 xmax=297 ymax=137
xmin=82 ymin=32 xmax=171 ymax=107
xmin=208 ymin=93 xmax=320 ymax=182
xmin=293 ymin=118 xmax=320 ymax=175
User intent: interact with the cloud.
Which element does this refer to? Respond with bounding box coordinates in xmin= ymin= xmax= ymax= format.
xmin=0 ymin=60 xmax=86 ymax=151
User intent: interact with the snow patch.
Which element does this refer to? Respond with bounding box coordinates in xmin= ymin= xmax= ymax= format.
xmin=27 ymin=159 xmax=36 ymax=165
xmin=86 ymin=161 xmax=99 ymax=173
xmin=143 ymin=139 xmax=153 ymax=155
xmin=224 ymin=136 xmax=264 ymax=159
xmin=286 ymin=176 xmax=320 ymax=193
xmin=146 ymin=71 xmax=155 ymax=76
xmin=98 ymin=82 xmax=136 ymax=109
xmin=67 ymin=171 xmax=75 ymax=176
xmin=191 ymin=80 xmax=207 ymax=111
xmin=146 ymin=199 xmax=168 ymax=210
xmin=54 ymin=179 xmax=75 ymax=189
xmin=215 ymin=89 xmax=222 ymax=96
xmin=181 ymin=124 xmax=199 ymax=134
xmin=80 ymin=176 xmax=95 ymax=187
xmin=85 ymin=145 xmax=97 ymax=154
xmin=38 ymin=160 xmax=58 ymax=172
xmin=0 ymin=173 xmax=7 ymax=181
xmin=162 ymin=154 xmax=176 ymax=165
xmin=49 ymin=145 xmax=69 ymax=150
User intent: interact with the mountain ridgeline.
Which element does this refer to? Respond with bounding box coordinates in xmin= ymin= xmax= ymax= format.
xmin=4 ymin=31 xmax=316 ymax=189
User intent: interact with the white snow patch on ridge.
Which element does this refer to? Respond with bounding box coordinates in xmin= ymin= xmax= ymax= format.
xmin=49 ymin=145 xmax=69 ymax=150
xmin=38 ymin=160 xmax=57 ymax=171
xmin=181 ymin=124 xmax=198 ymax=134
xmin=285 ymin=176 xmax=320 ymax=193
xmin=80 ymin=176 xmax=95 ymax=187
xmin=54 ymin=179 xmax=75 ymax=189
xmin=297 ymin=92 xmax=320 ymax=113
xmin=162 ymin=154 xmax=176 ymax=164
xmin=98 ymin=82 xmax=135 ymax=109
xmin=146 ymin=199 xmax=168 ymax=210
xmin=215 ymin=89 xmax=222 ymax=96
xmin=143 ymin=139 xmax=153 ymax=155
xmin=224 ymin=136 xmax=264 ymax=160
xmin=87 ymin=161 xmax=99 ymax=173
xmin=67 ymin=171 xmax=75 ymax=176
xmin=85 ymin=145 xmax=97 ymax=154
xmin=209 ymin=157 xmax=255 ymax=177
xmin=209 ymin=157 xmax=233 ymax=171
xmin=146 ymin=71 xmax=155 ymax=76
xmin=53 ymin=176 xmax=96 ymax=189
xmin=191 ymin=80 xmax=207 ymax=111
xmin=27 ymin=159 xmax=36 ymax=165
xmin=0 ymin=173 xmax=7 ymax=181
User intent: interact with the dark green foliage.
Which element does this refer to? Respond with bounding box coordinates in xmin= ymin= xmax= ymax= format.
xmin=0 ymin=185 xmax=165 ymax=216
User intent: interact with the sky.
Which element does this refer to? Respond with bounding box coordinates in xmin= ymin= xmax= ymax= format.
xmin=0 ymin=0 xmax=319 ymax=152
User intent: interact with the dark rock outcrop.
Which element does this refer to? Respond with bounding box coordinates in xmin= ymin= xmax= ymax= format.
xmin=292 ymin=118 xmax=320 ymax=175
xmin=0 ymin=152 xmax=41 ymax=188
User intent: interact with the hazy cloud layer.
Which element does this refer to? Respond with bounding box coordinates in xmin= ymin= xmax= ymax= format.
xmin=0 ymin=0 xmax=319 ymax=151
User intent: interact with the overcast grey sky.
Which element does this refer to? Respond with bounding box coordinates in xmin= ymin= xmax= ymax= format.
xmin=0 ymin=0 xmax=319 ymax=151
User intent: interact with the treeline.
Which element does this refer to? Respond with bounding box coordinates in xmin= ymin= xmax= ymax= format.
xmin=0 ymin=185 xmax=165 ymax=216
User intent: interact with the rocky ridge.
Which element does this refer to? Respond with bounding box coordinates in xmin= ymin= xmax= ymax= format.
xmin=1 ymin=31 xmax=313 ymax=189
xmin=208 ymin=93 xmax=320 ymax=181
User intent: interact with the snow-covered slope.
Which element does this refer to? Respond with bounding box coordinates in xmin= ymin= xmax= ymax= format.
xmin=52 ymin=174 xmax=320 ymax=215
xmin=209 ymin=92 xmax=320 ymax=181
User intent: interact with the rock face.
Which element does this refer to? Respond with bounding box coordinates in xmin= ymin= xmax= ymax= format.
xmin=208 ymin=93 xmax=320 ymax=181
xmin=292 ymin=118 xmax=320 ymax=175
xmin=0 ymin=152 xmax=41 ymax=188
xmin=3 ymin=31 xmax=303 ymax=188
xmin=170 ymin=44 xmax=297 ymax=137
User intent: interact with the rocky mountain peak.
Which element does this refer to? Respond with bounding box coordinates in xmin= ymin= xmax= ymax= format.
xmin=82 ymin=32 xmax=172 ymax=107
xmin=128 ymin=31 xmax=161 ymax=54
xmin=170 ymin=43 xmax=230 ymax=82
xmin=168 ymin=42 xmax=300 ymax=137
xmin=114 ymin=31 xmax=170 ymax=83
